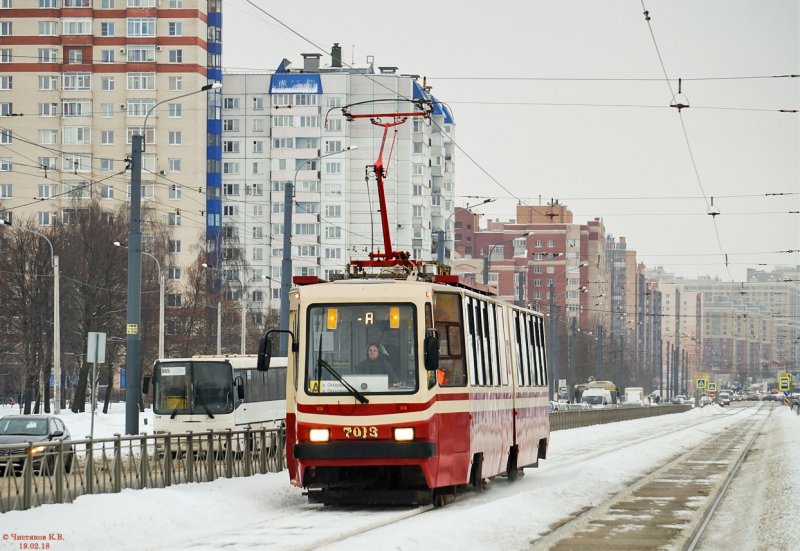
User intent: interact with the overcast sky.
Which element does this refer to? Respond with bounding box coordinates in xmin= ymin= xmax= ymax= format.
xmin=222 ymin=0 xmax=799 ymax=282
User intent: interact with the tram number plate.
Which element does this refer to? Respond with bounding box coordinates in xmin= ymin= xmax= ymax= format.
xmin=343 ymin=426 xmax=378 ymax=439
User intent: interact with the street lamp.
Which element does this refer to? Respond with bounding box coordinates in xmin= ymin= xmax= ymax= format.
xmin=482 ymin=231 xmax=531 ymax=286
xmin=0 ymin=220 xmax=60 ymax=413
xmin=125 ymin=81 xmax=221 ymax=435
xmin=279 ymin=145 xmax=357 ymax=356
xmin=436 ymin=198 xmax=496 ymax=264
xmin=114 ymin=242 xmax=163 ymax=359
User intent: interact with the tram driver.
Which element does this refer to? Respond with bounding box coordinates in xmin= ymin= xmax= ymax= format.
xmin=355 ymin=343 xmax=403 ymax=386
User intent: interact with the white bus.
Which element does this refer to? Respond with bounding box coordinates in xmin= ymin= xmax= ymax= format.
xmin=149 ymin=355 xmax=286 ymax=440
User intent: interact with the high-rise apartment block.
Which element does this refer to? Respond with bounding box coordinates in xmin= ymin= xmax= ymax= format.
xmin=0 ymin=0 xmax=221 ymax=293
xmin=220 ymin=47 xmax=454 ymax=313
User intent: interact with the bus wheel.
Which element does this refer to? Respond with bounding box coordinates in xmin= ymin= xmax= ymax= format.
xmin=470 ymin=453 xmax=484 ymax=493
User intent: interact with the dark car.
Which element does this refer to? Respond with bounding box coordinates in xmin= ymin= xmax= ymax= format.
xmin=0 ymin=415 xmax=74 ymax=475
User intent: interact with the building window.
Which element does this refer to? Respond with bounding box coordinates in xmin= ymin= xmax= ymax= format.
xmin=128 ymin=72 xmax=155 ymax=90
xmin=127 ymin=17 xmax=156 ymax=36
xmin=168 ymin=76 xmax=182 ymax=91
xmin=168 ymin=240 xmax=181 ymax=253
xmin=168 ymin=103 xmax=182 ymax=117
xmin=126 ymin=99 xmax=155 ymax=117
xmin=168 ymin=158 xmax=181 ymax=172
xmin=252 ymin=140 xmax=263 ymax=153
xmin=62 ymin=100 xmax=91 ymax=117
xmin=0 ymin=49 xmax=10 ymax=63
xmin=62 ymin=72 xmax=91 ymax=90
xmin=0 ymin=184 xmax=12 ymax=198
xmin=38 ymin=130 xmax=57 ymax=144
xmin=167 ymin=267 xmax=181 ymax=280
xmin=168 ymin=131 xmax=182 ymax=145
xmin=167 ymin=212 xmax=181 ymax=226
xmin=62 ymin=19 xmax=92 ymax=35
xmin=100 ymin=22 xmax=115 ymax=36
xmin=100 ymin=159 xmax=114 ymax=172
xmin=127 ymin=46 xmax=155 ymax=62
xmin=101 ymin=130 xmax=114 ymax=144
xmin=61 ymin=126 xmax=90 ymax=145
xmin=67 ymin=49 xmax=83 ymax=63
xmin=100 ymin=49 xmax=115 ymax=63
xmin=38 ymin=212 xmax=56 ymax=226
xmin=166 ymin=293 xmax=181 ymax=308
xmin=168 ymin=21 xmax=182 ymax=36
xmin=168 ymin=49 xmax=182 ymax=63
xmin=222 ymin=118 xmax=239 ymax=132
xmin=100 ymin=76 xmax=115 ymax=90
xmin=168 ymin=184 xmax=181 ymax=199
xmin=325 ymin=161 xmax=341 ymax=174
xmin=38 ymin=48 xmax=58 ymax=63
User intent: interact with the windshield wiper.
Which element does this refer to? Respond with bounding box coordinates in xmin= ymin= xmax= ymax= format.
xmin=194 ymin=392 xmax=214 ymax=419
xmin=317 ymin=357 xmax=369 ymax=404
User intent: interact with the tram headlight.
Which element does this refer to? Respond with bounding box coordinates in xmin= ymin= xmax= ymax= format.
xmin=393 ymin=427 xmax=414 ymax=442
xmin=309 ymin=428 xmax=330 ymax=443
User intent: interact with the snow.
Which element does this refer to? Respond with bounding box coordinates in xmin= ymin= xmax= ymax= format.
xmin=1 ymin=403 xmax=798 ymax=550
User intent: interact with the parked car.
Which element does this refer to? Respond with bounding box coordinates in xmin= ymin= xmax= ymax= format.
xmin=0 ymin=414 xmax=74 ymax=475
xmin=670 ymin=395 xmax=688 ymax=405
xmin=718 ymin=390 xmax=732 ymax=406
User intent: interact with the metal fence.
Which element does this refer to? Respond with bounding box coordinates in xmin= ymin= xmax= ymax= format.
xmin=549 ymin=404 xmax=693 ymax=431
xmin=0 ymin=428 xmax=284 ymax=513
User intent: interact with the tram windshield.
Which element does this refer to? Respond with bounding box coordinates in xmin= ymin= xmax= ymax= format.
xmin=153 ymin=361 xmax=235 ymax=416
xmin=305 ymin=303 xmax=418 ymax=395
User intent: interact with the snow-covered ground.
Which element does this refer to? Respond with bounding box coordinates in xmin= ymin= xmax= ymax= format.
xmin=1 ymin=403 xmax=798 ymax=550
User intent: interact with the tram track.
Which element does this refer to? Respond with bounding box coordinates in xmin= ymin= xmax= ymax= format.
xmin=530 ymin=403 xmax=773 ymax=550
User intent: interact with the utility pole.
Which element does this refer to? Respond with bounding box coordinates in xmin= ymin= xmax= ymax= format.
xmin=124 ymin=134 xmax=143 ymax=435
xmin=279 ymin=182 xmax=292 ymax=357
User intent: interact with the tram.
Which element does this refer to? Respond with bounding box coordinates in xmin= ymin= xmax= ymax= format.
xmin=258 ymin=274 xmax=549 ymax=505
xmin=256 ymin=97 xmax=548 ymax=505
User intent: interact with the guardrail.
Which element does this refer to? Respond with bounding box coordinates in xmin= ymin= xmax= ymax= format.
xmin=549 ymin=404 xmax=693 ymax=431
xmin=0 ymin=428 xmax=284 ymax=514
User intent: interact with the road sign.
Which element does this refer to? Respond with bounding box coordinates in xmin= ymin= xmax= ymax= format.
xmin=778 ymin=373 xmax=791 ymax=391
xmin=696 ymin=378 xmax=706 ymax=390
xmin=708 ymin=381 xmax=716 ymax=398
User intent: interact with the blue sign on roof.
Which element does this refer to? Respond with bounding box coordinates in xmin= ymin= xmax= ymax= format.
xmin=270 ymin=73 xmax=322 ymax=94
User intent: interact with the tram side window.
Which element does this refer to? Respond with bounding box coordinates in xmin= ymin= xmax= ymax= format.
xmin=514 ymin=312 xmax=530 ymax=387
xmin=433 ymin=292 xmax=467 ymax=387
xmin=464 ymin=297 xmax=478 ymax=385
xmin=535 ymin=316 xmax=547 ymax=385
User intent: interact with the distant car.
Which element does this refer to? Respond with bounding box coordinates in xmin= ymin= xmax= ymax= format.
xmin=0 ymin=414 xmax=74 ymax=475
xmin=718 ymin=391 xmax=732 ymax=406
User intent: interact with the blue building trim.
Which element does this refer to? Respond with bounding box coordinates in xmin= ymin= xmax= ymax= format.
xmin=206 ymin=6 xmax=223 ymax=268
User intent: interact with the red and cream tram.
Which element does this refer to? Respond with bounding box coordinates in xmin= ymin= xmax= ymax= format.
xmin=258 ymin=273 xmax=549 ymax=506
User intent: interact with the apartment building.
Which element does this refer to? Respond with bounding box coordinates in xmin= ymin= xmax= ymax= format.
xmin=220 ymin=46 xmax=455 ymax=315
xmin=0 ymin=0 xmax=221 ymax=304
